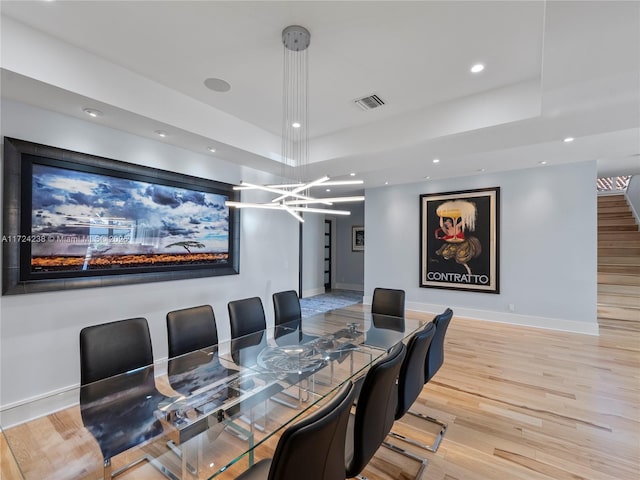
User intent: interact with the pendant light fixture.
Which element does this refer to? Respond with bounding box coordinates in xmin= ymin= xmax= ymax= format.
xmin=225 ymin=25 xmax=364 ymax=222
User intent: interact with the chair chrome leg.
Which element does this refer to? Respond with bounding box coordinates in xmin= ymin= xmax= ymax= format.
xmin=103 ymin=458 xmax=112 ymax=479
xmin=401 ymin=409 xmax=448 ymax=453
xmin=382 ymin=439 xmax=428 ymax=480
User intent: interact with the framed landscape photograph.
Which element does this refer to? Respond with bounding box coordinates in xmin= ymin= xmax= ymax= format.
xmin=420 ymin=187 xmax=500 ymax=293
xmin=2 ymin=137 xmax=240 ymax=294
xmin=352 ymin=225 xmax=364 ymax=252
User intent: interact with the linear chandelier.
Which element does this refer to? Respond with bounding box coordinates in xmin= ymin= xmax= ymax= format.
xmin=225 ymin=25 xmax=364 ymax=223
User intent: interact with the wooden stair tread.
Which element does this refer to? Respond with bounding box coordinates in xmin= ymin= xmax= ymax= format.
xmin=598 ymin=232 xmax=640 ymax=239
xmin=598 ymin=266 xmax=640 ymax=275
xmin=597 ymin=304 xmax=640 ymax=321
xmin=598 ymin=256 xmax=640 ymax=265
xmin=598 ymin=249 xmax=640 ymax=257
xmin=597 ymin=294 xmax=640 ymax=308
xmin=598 ymin=219 xmax=637 ymax=226
xmin=598 ymin=284 xmax=640 ymax=295
xmin=598 ymin=225 xmax=638 ymax=232
xmin=597 ymin=194 xmax=627 ymax=201
xmin=598 ymin=273 xmax=640 ymax=286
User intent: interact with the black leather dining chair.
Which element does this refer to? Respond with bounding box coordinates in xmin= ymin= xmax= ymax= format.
xmin=408 ymin=308 xmax=453 ymax=453
xmin=80 ymin=317 xmax=176 ymax=479
xmin=229 ymin=296 xmax=267 ymax=339
xmin=228 ymin=297 xmax=269 ymax=368
xmin=383 ymin=322 xmax=436 ymax=479
xmin=166 ymin=305 xmax=243 ymax=471
xmin=345 ymin=342 xmax=406 ymax=479
xmin=235 ymin=380 xmax=357 ymax=480
xmin=371 ymin=287 xmax=405 ymax=318
xmin=167 ymin=304 xmax=219 ymax=358
xmin=228 ymin=296 xmax=298 ymax=424
xmin=273 ymin=290 xmax=318 ymax=344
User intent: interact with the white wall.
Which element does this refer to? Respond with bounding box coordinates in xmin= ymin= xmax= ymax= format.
xmin=364 ymin=161 xmax=599 ymax=335
xmin=301 ymin=213 xmax=325 ymax=297
xmin=335 ymin=202 xmax=364 ymax=290
xmin=0 ymin=100 xmax=299 ymax=407
xmin=626 ymin=175 xmax=640 ymax=224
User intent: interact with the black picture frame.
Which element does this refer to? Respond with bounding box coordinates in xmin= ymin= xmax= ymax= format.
xmin=420 ymin=187 xmax=500 ymax=293
xmin=352 ymin=225 xmax=364 ymax=252
xmin=2 ymin=137 xmax=240 ymax=295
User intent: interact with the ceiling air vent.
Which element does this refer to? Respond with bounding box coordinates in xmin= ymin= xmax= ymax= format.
xmin=354 ymin=94 xmax=385 ymax=111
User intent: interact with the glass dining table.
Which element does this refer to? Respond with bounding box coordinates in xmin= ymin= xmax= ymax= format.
xmin=0 ymin=308 xmax=428 ymax=480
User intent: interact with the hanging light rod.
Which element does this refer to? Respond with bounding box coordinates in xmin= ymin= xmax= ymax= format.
xmin=232 ymin=181 xmax=332 ymax=204
xmin=271 ymin=176 xmax=330 ymax=203
xmin=224 ymin=201 xmax=352 ymax=222
xmin=284 ymin=196 xmax=365 ymax=205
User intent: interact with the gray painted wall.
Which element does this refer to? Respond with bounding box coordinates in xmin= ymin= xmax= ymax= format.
xmin=0 ymin=100 xmax=299 ymax=406
xmin=301 ymin=213 xmax=325 ymax=297
xmin=335 ymin=202 xmax=364 ymax=290
xmin=364 ymin=161 xmax=598 ymax=334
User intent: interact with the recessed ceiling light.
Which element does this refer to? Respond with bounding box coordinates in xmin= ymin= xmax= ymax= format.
xmin=539 ymin=161 xmax=548 ymax=165
xmin=470 ymin=63 xmax=485 ymax=73
xmin=350 ymin=172 xmax=356 ymax=176
xmin=563 ymin=137 xmax=574 ymax=143
xmin=424 ymin=176 xmax=431 ymax=180
xmin=477 ymin=168 xmax=486 ymax=172
xmin=384 ymin=181 xmax=389 ymax=185
xmin=325 ymin=188 xmax=331 ymax=192
xmin=203 ymin=78 xmax=231 ymax=93
xmin=154 ymin=130 xmax=168 ymax=138
xmin=292 ymin=122 xmax=301 ymax=129
xmin=83 ymin=108 xmax=102 ymax=118
xmin=432 ymin=158 xmax=440 ymax=164
xmin=207 ymin=147 xmax=216 ymax=153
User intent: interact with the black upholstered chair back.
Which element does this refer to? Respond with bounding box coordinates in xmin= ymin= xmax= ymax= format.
xmin=228 ymin=296 xmax=267 ymax=339
xmin=273 ymin=290 xmax=302 ymax=328
xmin=166 ymin=305 xmax=218 ymax=358
xmin=371 ymin=288 xmax=406 ymax=318
xmin=267 ymin=381 xmax=356 ymax=480
xmin=79 ymin=318 xmax=164 ymax=463
xmin=80 ymin=317 xmax=153 ymax=385
xmin=346 ymin=342 xmax=406 ymax=478
xmin=424 ymin=308 xmax=453 ymax=383
xmin=396 ymin=322 xmax=436 ymax=419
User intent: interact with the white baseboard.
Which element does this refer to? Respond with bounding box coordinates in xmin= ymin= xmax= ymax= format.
xmin=302 ymin=287 xmax=325 ymax=298
xmin=334 ymin=282 xmax=364 ymax=291
xmin=0 ymin=383 xmax=79 ymax=427
xmin=1 ymin=361 xmax=171 ymax=426
xmin=404 ymin=301 xmax=599 ymax=336
xmin=363 ymin=296 xmax=599 ymax=335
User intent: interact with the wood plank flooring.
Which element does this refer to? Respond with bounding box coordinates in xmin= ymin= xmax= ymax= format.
xmin=2 ymin=307 xmax=639 ymax=479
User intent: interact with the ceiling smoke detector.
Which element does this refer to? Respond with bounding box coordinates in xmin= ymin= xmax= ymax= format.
xmin=354 ymin=94 xmax=385 ymax=111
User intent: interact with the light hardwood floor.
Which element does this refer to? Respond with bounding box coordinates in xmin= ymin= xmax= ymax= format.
xmin=2 ymin=307 xmax=639 ymax=479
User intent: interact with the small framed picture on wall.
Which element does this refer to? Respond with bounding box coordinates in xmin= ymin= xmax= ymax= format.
xmin=352 ymin=226 xmax=364 ymax=252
